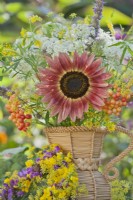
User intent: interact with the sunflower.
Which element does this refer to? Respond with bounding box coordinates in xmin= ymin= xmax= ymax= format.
xmin=37 ymin=52 xmax=111 ymax=122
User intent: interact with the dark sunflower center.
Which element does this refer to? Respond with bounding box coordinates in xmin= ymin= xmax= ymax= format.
xmin=60 ymin=71 xmax=89 ymax=99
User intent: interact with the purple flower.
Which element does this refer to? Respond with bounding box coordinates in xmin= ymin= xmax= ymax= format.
xmin=36 ymin=158 xmax=40 ymax=162
xmin=26 ymin=167 xmax=33 ymax=174
xmin=91 ymin=0 xmax=104 ymax=37
xmin=54 ymin=165 xmax=60 ymax=170
xmin=128 ymin=101 xmax=133 ymax=108
xmin=2 ymin=188 xmax=7 ymax=196
xmin=30 ymin=172 xmax=40 ymax=178
xmin=43 ymin=152 xmax=53 ymax=158
xmin=8 ymin=188 xmax=13 ymax=200
xmin=10 ymin=179 xmax=18 ymax=187
xmin=3 ymin=183 xmax=8 ymax=188
xmin=18 ymin=169 xmax=27 ymax=177
xmin=115 ymin=32 xmax=126 ymax=40
xmin=54 ymin=146 xmax=60 ymax=153
xmin=16 ymin=191 xmax=25 ymax=197
xmin=62 ymin=161 xmax=68 ymax=167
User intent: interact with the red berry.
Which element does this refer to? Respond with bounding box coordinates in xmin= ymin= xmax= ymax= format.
xmin=25 ymin=122 xmax=30 ymax=127
xmin=25 ymin=114 xmax=32 ymax=119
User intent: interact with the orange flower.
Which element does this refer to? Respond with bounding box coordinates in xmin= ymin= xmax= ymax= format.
xmin=0 ymin=132 xmax=8 ymax=144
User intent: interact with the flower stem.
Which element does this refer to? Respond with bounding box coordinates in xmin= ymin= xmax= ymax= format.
xmin=91 ymin=0 xmax=104 ymax=37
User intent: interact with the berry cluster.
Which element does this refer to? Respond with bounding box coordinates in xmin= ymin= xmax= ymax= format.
xmin=103 ymin=85 xmax=131 ymax=116
xmin=6 ymin=94 xmax=32 ymax=132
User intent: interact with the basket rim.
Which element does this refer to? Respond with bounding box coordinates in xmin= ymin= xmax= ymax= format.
xmin=44 ymin=126 xmax=108 ymax=133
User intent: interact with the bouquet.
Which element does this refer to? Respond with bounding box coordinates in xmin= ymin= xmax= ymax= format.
xmin=0 ymin=0 xmax=133 ymax=199
xmin=0 ymin=2 xmax=133 ymax=133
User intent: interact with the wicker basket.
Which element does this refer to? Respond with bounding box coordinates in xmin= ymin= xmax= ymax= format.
xmin=44 ymin=126 xmax=133 ymax=200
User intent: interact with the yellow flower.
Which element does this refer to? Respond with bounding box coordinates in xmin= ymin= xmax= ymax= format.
xmin=70 ymin=176 xmax=79 ymax=183
xmin=1 ymin=45 xmax=16 ymax=57
xmin=58 ymin=191 xmax=67 ymax=199
xmin=20 ymin=28 xmax=27 ymax=37
xmin=4 ymin=178 xmax=10 ymax=184
xmin=25 ymin=159 xmax=34 ymax=167
xmin=34 ymin=40 xmax=42 ymax=47
xmin=29 ymin=15 xmax=42 ymax=23
xmin=42 ymin=188 xmax=52 ymax=199
xmin=107 ymin=122 xmax=116 ymax=132
xmin=0 ymin=132 xmax=8 ymax=144
xmin=107 ymin=22 xmax=115 ymax=35
xmin=21 ymin=180 xmax=31 ymax=192
xmin=65 ymin=152 xmax=72 ymax=163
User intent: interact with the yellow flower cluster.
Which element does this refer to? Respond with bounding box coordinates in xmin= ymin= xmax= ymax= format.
xmin=0 ymin=44 xmax=16 ymax=57
xmin=29 ymin=15 xmax=42 ymax=23
xmin=25 ymin=159 xmax=34 ymax=167
xmin=83 ymin=107 xmax=116 ymax=132
xmin=37 ymin=145 xmax=80 ymax=200
xmin=20 ymin=28 xmax=27 ymax=38
xmin=1 ymin=144 xmax=83 ymax=200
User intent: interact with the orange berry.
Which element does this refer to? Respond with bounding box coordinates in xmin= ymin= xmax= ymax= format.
xmin=126 ymin=94 xmax=131 ymax=100
xmin=117 ymin=107 xmax=121 ymax=112
xmin=117 ymin=87 xmax=121 ymax=92
xmin=19 ymin=110 xmax=24 ymax=115
xmin=113 ymin=108 xmax=117 ymax=113
xmin=111 ymin=99 xmax=115 ymax=104
xmin=122 ymin=102 xmax=127 ymax=106
xmin=113 ymin=84 xmax=118 ymax=89
xmin=116 ymin=112 xmax=120 ymax=116
xmin=108 ymin=90 xmax=113 ymax=96
xmin=116 ymin=92 xmax=120 ymax=97
xmin=107 ymin=110 xmax=112 ymax=114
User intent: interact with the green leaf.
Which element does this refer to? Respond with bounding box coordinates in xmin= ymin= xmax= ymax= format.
xmin=0 ymin=76 xmax=3 ymax=81
xmin=0 ymin=147 xmax=27 ymax=156
xmin=127 ymin=46 xmax=133 ymax=56
xmin=17 ymin=11 xmax=32 ymax=23
xmin=45 ymin=111 xmax=50 ymax=124
xmin=58 ymin=0 xmax=80 ymax=9
xmin=6 ymin=3 xmax=22 ymax=13
xmin=86 ymin=6 xmax=133 ymax=26
xmin=109 ymin=42 xmax=124 ymax=47
xmin=120 ymin=47 xmax=127 ymax=64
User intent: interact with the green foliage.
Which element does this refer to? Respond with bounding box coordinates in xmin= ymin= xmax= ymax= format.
xmin=111 ymin=180 xmax=130 ymax=200
xmin=85 ymin=6 xmax=133 ymax=26
xmin=0 ymin=149 xmax=27 ymax=186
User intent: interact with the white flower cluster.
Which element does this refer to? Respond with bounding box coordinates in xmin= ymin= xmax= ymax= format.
xmin=11 ymin=17 xmax=132 ymax=81
xmin=11 ymin=20 xmax=96 ymax=79
xmin=39 ymin=22 xmax=95 ymax=55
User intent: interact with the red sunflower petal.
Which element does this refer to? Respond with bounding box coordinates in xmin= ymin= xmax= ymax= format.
xmin=58 ymin=53 xmax=72 ymax=71
xmin=58 ymin=99 xmax=71 ymax=122
xmin=91 ymin=72 xmax=112 ymax=80
xmin=85 ymin=58 xmax=102 ymax=76
xmin=90 ymin=87 xmax=108 ymax=98
xmin=87 ymin=92 xmax=105 ymax=106
xmin=90 ymin=82 xmax=108 ymax=87
xmin=69 ymin=101 xmax=77 ymax=121
xmin=85 ymin=54 xmax=95 ymax=68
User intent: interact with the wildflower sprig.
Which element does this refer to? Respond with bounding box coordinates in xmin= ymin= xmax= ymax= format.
xmin=0 ymin=144 xmax=84 ymax=200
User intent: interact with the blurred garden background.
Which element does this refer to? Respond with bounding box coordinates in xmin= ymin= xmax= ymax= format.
xmin=0 ymin=0 xmax=133 ymax=198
